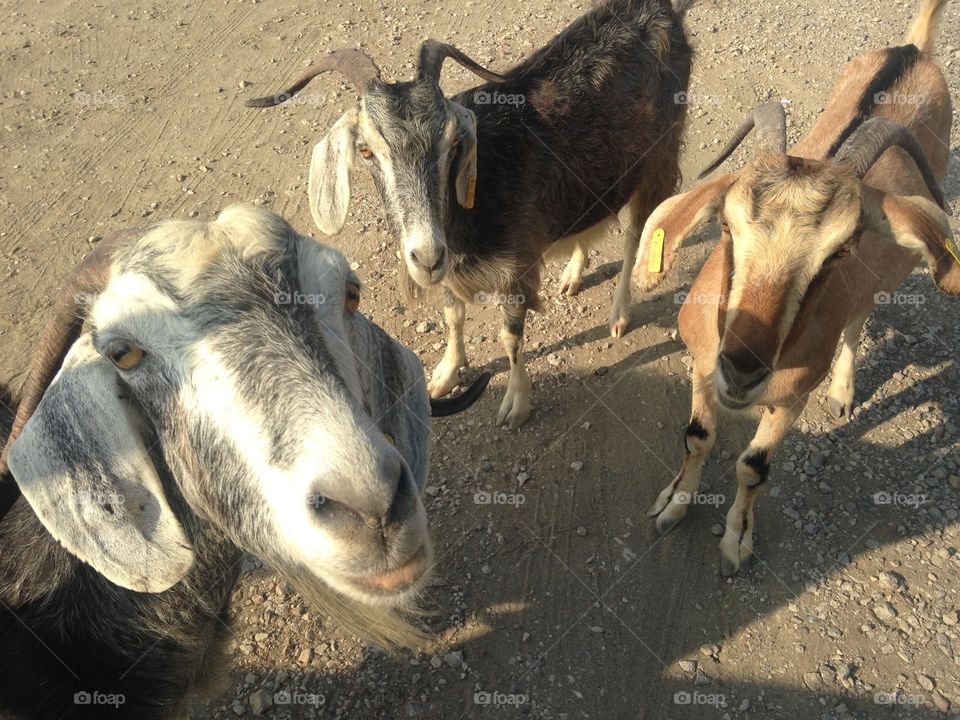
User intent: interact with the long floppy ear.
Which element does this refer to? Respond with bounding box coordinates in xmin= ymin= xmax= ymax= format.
xmin=309 ymin=107 xmax=359 ymax=236
xmin=7 ymin=334 xmax=195 ymax=593
xmin=634 ymin=174 xmax=737 ymax=292
xmin=866 ymin=189 xmax=960 ymax=295
xmin=449 ymin=102 xmax=478 ymax=209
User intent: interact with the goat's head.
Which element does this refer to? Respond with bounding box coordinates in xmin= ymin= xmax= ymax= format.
xmin=1 ymin=205 xmax=487 ymax=645
xmin=633 ymin=103 xmax=960 ymax=410
xmin=246 ymin=43 xmax=506 ymax=288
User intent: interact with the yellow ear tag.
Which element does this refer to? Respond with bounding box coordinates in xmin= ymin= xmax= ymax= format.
xmin=945 ymin=235 xmax=960 ymax=265
xmin=648 ymin=228 xmax=666 ymax=273
xmin=465 ymin=176 xmax=477 ymax=209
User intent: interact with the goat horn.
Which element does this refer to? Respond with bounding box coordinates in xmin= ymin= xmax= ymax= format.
xmin=0 ymin=230 xmax=135 ymax=476
xmin=246 ymin=49 xmax=381 ymax=108
xmin=698 ymin=101 xmax=787 ymax=179
xmin=832 ymin=117 xmax=949 ymax=212
xmin=429 ymin=372 xmax=491 ymax=417
xmin=417 ymin=40 xmax=508 ymax=85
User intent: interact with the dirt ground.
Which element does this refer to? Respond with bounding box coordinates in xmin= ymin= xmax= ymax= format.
xmin=2 ymin=0 xmax=960 ymax=718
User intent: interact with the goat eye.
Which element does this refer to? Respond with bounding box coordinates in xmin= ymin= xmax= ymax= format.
xmin=345 ymin=282 xmax=361 ymax=313
xmin=358 ymin=146 xmax=374 ymax=160
xmin=108 ymin=342 xmax=145 ymax=370
xmin=832 ymin=244 xmax=853 ymax=259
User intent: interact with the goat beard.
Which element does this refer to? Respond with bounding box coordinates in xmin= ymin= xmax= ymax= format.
xmin=273 ymin=558 xmax=434 ymax=655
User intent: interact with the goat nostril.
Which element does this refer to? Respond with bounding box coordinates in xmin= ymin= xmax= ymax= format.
xmin=720 ymin=353 xmax=768 ymax=391
xmin=409 ymin=248 xmax=446 ymax=274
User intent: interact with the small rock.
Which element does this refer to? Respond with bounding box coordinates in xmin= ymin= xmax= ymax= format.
xmin=298 ymin=648 xmax=314 ymax=665
xmin=873 ymin=602 xmax=898 ymax=622
xmin=239 ymin=79 xmax=252 ymax=89
xmin=710 ymin=523 xmax=725 ymax=537
xmin=576 ymin=526 xmax=588 ymax=537
xmin=248 ymin=690 xmax=273 ymax=716
xmin=678 ymin=659 xmax=697 ymax=674
xmin=444 ymin=650 xmax=464 ymax=670
xmin=570 ymin=461 xmax=584 ymax=471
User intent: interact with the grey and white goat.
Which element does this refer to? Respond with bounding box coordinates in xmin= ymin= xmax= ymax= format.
xmin=247 ymin=0 xmax=696 ymax=428
xmin=0 ymin=205 xmax=487 ymax=720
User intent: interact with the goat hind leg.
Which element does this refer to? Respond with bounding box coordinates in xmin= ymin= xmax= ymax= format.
xmin=720 ymin=400 xmax=805 ymax=576
xmin=611 ymin=189 xmax=658 ymax=338
xmin=495 ymin=303 xmax=532 ymax=429
xmin=649 ymin=363 xmax=717 ymax=534
xmin=826 ymin=310 xmax=870 ymax=419
xmin=428 ymin=291 xmax=468 ymax=398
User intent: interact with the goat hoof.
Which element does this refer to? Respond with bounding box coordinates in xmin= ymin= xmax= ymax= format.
xmin=560 ymin=279 xmax=582 ymax=297
xmin=429 ymin=363 xmax=465 ymax=399
xmin=609 ymin=316 xmax=629 ymax=339
xmin=719 ymin=531 xmax=753 ymax=576
xmin=496 ymin=392 xmax=532 ymax=429
xmin=720 ymin=555 xmax=740 ymax=577
xmin=826 ymin=394 xmax=853 ymax=420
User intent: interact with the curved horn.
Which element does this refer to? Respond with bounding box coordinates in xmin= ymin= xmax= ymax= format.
xmin=246 ymin=49 xmax=381 ymax=108
xmin=0 ymin=230 xmax=135 ymax=476
xmin=833 ymin=117 xmax=949 ymax=212
xmin=417 ymin=40 xmax=508 ymax=85
xmin=698 ymin=101 xmax=787 ymax=179
xmin=429 ymin=372 xmax=491 ymax=417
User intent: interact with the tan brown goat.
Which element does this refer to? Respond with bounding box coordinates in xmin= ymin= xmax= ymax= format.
xmin=634 ymin=0 xmax=959 ymax=574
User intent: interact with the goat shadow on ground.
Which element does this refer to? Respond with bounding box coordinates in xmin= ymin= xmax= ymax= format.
xmin=211 ymin=336 xmax=957 ymax=719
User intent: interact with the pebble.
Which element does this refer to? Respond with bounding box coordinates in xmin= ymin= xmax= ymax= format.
xmin=444 ymin=650 xmax=464 ymax=670
xmin=873 ymin=602 xmax=898 ymax=622
xmin=248 ymin=690 xmax=272 ymax=716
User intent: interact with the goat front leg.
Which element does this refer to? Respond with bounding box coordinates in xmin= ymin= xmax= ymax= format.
xmin=826 ymin=310 xmax=870 ymax=419
xmin=719 ymin=399 xmax=805 ymax=576
xmin=428 ymin=291 xmax=468 ymax=398
xmin=495 ymin=302 xmax=532 ymax=429
xmin=648 ymin=360 xmax=717 ymax=534
xmin=559 ymin=241 xmax=587 ymax=297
